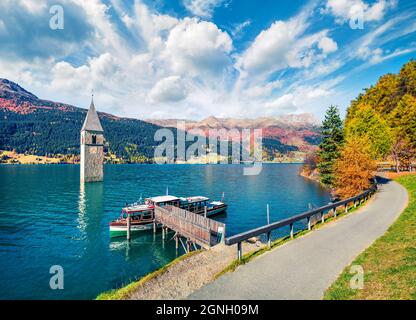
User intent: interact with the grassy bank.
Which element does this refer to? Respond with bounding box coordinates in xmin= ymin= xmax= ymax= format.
xmin=96 ymin=251 xmax=200 ymax=300
xmin=324 ymin=174 xmax=416 ymax=300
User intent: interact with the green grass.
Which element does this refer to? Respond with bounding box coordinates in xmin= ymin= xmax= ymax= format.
xmin=324 ymin=175 xmax=416 ymax=300
xmin=96 ymin=250 xmax=201 ymax=300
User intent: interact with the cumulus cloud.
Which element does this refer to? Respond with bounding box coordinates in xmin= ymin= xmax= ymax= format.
xmin=264 ymin=85 xmax=334 ymax=115
xmin=323 ymin=0 xmax=397 ymax=24
xmin=318 ymin=36 xmax=338 ymax=54
xmin=236 ymin=14 xmax=337 ymax=79
xmin=148 ymin=76 xmax=187 ymax=103
xmin=0 ymin=0 xmax=411 ymax=120
xmin=183 ymin=0 xmax=226 ymax=18
xmin=165 ymin=18 xmax=233 ymax=76
xmin=0 ymin=0 xmax=93 ymax=60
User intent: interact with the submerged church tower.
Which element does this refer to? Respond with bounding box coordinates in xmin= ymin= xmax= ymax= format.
xmin=80 ymin=97 xmax=104 ymax=183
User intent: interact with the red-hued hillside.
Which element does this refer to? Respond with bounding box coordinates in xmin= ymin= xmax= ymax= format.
xmin=147 ymin=115 xmax=322 ymax=153
xmin=0 ymin=78 xmax=322 ymax=160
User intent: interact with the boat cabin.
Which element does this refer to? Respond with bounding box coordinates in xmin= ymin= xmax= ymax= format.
xmin=145 ymin=195 xmax=181 ymax=207
xmin=120 ymin=204 xmax=154 ymax=222
xmin=180 ymin=196 xmax=210 ymax=213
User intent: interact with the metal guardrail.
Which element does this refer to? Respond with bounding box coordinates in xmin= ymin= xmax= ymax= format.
xmin=226 ymin=184 xmax=378 ymax=260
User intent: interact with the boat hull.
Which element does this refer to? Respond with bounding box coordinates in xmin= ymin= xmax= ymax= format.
xmin=109 ymin=204 xmax=227 ymax=238
xmin=109 ymin=223 xmax=161 ymax=238
xmin=204 ymin=204 xmax=227 ymax=217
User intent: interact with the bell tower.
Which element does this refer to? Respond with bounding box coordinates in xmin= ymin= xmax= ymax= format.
xmin=80 ymin=96 xmax=104 ymax=183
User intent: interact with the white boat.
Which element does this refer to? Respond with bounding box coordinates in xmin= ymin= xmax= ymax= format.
xmin=109 ymin=194 xmax=227 ymax=238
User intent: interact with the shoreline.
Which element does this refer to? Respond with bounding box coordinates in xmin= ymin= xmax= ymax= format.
xmin=97 ymin=185 xmax=376 ymax=300
xmin=0 ymin=161 xmax=306 ymax=166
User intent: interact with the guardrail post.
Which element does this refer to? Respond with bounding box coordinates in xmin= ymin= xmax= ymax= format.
xmin=333 ymin=207 xmax=337 ymax=218
xmin=307 ymin=217 xmax=311 ymax=230
xmin=290 ymin=223 xmax=294 ymax=239
xmin=345 ymin=204 xmax=348 ymax=213
xmin=237 ymin=242 xmax=242 ymax=261
xmin=267 ymin=231 xmax=271 ymax=248
xmin=321 ymin=211 xmax=325 ymax=224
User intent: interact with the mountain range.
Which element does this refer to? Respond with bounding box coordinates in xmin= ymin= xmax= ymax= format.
xmin=147 ymin=114 xmax=321 ymax=153
xmin=0 ymin=78 xmax=321 ymax=162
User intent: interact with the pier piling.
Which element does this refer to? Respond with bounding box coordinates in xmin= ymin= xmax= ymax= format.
xmin=126 ymin=214 xmax=131 ymax=241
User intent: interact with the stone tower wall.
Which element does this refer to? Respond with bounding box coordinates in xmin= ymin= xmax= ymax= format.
xmin=80 ymin=130 xmax=104 ymax=182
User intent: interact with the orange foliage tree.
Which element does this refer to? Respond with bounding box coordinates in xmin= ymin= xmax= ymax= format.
xmin=333 ymin=137 xmax=377 ymax=199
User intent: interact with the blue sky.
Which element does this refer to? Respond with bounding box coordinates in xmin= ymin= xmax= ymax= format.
xmin=0 ymin=0 xmax=415 ymax=120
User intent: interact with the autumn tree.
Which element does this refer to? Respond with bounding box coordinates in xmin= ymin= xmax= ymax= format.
xmin=389 ymin=94 xmax=416 ymax=148
xmin=334 ymin=137 xmax=377 ymax=199
xmin=317 ymin=105 xmax=344 ymax=186
xmin=302 ymin=152 xmax=318 ymax=176
xmin=345 ymin=104 xmax=392 ymax=160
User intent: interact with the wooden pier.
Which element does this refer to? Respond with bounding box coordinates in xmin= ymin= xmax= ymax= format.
xmin=154 ymin=205 xmax=226 ymax=251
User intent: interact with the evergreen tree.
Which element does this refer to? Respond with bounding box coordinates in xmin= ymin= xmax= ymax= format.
xmin=317 ymin=105 xmax=344 ymax=186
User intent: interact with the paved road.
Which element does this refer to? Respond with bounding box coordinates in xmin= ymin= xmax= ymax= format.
xmin=189 ymin=177 xmax=408 ymax=300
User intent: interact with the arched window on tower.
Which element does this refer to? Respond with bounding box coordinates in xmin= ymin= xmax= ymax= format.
xmin=92 ymin=135 xmax=97 ymax=144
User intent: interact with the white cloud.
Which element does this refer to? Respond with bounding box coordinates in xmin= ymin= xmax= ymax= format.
xmin=148 ymin=76 xmax=187 ymax=103
xmin=231 ymin=20 xmax=251 ymax=37
xmin=236 ymin=13 xmax=337 ymax=79
xmin=265 ymin=94 xmax=298 ymax=113
xmin=237 ymin=19 xmax=305 ymax=76
xmin=165 ymin=18 xmax=233 ymax=76
xmin=50 ymin=61 xmax=90 ymax=92
xmin=1 ymin=0 xmax=413 ymax=120
xmin=323 ymin=0 xmax=397 ymax=24
xmin=18 ymin=0 xmax=47 ymax=13
xmin=183 ymin=0 xmax=226 ymax=18
xmin=264 ymin=84 xmax=334 ymax=115
xmin=318 ymin=36 xmax=338 ymax=54
xmin=245 ymin=80 xmax=283 ymax=98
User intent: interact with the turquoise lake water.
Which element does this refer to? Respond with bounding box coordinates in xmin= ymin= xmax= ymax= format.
xmin=0 ymin=164 xmax=330 ymax=299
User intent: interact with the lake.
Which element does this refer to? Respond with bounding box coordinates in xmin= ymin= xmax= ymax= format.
xmin=0 ymin=163 xmax=330 ymax=299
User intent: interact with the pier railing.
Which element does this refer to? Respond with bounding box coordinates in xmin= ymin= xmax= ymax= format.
xmin=226 ymin=184 xmax=378 ymax=260
xmin=155 ymin=205 xmax=226 ymax=248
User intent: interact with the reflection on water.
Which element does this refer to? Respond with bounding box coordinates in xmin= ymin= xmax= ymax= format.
xmin=0 ymin=164 xmax=330 ymax=299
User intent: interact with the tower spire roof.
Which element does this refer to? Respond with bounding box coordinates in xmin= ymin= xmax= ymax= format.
xmin=81 ymin=95 xmax=103 ymax=132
